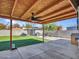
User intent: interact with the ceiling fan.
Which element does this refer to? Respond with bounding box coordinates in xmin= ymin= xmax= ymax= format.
xmin=30 ymin=13 xmax=43 ymax=22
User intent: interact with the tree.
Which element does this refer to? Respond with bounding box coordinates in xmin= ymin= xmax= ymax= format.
xmin=44 ymin=23 xmax=61 ymax=31
xmin=25 ymin=24 xmax=32 ymax=28
xmin=0 ymin=23 xmax=6 ymax=30
xmin=13 ymin=24 xmax=20 ymax=28
xmin=57 ymin=26 xmax=62 ymax=30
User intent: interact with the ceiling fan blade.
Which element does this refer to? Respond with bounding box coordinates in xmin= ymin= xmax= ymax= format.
xmin=26 ymin=13 xmax=44 ymax=22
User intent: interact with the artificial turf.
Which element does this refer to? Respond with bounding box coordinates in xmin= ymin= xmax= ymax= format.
xmin=0 ymin=36 xmax=43 ymax=51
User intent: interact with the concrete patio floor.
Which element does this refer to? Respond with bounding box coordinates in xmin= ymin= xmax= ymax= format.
xmin=0 ymin=39 xmax=79 ymax=59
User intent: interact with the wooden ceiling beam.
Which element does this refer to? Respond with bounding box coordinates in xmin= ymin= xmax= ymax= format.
xmin=36 ymin=0 xmax=70 ymax=17
xmin=35 ymin=0 xmax=64 ymax=15
xmin=0 ymin=15 xmax=41 ymax=24
xmin=0 ymin=15 xmax=25 ymax=21
xmin=42 ymin=8 xmax=75 ymax=20
xmin=42 ymin=14 xmax=76 ymax=24
xmin=68 ymin=0 xmax=77 ymax=12
xmin=38 ymin=5 xmax=71 ymax=18
xmin=43 ymin=12 xmax=76 ymax=21
xmin=11 ymin=0 xmax=18 ymax=16
xmin=41 ymin=12 xmax=76 ymax=23
xmin=19 ymin=0 xmax=38 ymax=18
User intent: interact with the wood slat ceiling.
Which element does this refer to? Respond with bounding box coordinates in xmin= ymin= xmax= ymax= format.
xmin=0 ymin=0 xmax=77 ymax=24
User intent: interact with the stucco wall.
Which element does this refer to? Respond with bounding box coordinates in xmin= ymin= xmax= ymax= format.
xmin=0 ymin=30 xmax=79 ymax=38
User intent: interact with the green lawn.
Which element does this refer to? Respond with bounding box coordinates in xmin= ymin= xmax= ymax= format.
xmin=0 ymin=36 xmax=43 ymax=51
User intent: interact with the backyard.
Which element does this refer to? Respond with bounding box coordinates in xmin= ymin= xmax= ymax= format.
xmin=0 ymin=36 xmax=44 ymax=51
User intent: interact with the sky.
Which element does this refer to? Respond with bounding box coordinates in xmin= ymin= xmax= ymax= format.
xmin=0 ymin=17 xmax=77 ymax=28
xmin=54 ymin=18 xmax=77 ymax=28
xmin=0 ymin=18 xmax=42 ymax=27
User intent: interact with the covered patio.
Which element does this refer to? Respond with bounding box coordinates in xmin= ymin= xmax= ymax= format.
xmin=0 ymin=0 xmax=79 ymax=59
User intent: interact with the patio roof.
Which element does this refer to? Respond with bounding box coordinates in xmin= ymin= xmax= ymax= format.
xmin=0 ymin=0 xmax=77 ymax=24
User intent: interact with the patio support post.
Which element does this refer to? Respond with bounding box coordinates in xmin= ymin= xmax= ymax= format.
xmin=10 ymin=18 xmax=12 ymax=49
xmin=42 ymin=24 xmax=44 ymax=42
xmin=10 ymin=0 xmax=18 ymax=50
xmin=77 ymin=6 xmax=79 ymax=30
